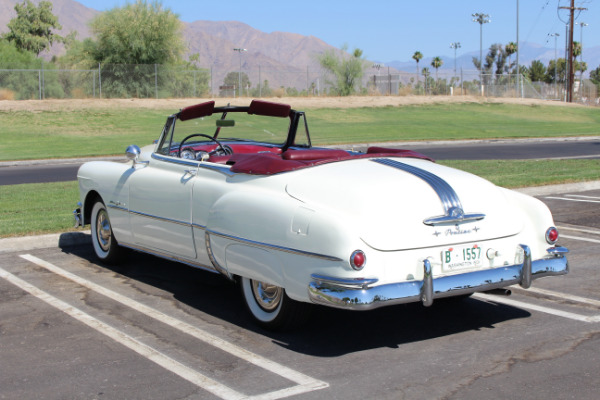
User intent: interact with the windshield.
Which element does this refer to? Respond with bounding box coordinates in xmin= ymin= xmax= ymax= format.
xmin=157 ymin=111 xmax=291 ymax=154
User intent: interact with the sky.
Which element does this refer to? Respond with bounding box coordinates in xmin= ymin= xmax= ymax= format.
xmin=76 ymin=0 xmax=598 ymax=63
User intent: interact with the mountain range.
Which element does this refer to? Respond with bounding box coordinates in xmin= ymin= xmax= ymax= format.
xmin=1 ymin=0 xmax=598 ymax=81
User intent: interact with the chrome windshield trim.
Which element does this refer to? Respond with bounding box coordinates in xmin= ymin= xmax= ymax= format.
xmin=206 ymin=229 xmax=343 ymax=262
xmin=371 ymin=158 xmax=485 ymax=226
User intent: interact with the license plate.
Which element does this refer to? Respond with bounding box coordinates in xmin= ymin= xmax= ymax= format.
xmin=442 ymin=245 xmax=483 ymax=271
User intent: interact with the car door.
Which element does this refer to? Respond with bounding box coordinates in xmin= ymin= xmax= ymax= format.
xmin=127 ymin=154 xmax=198 ymax=259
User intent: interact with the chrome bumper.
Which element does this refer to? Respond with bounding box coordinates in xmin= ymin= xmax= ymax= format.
xmin=308 ymin=244 xmax=569 ymax=310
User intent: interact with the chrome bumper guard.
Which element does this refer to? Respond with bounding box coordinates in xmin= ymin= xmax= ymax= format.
xmin=308 ymin=244 xmax=569 ymax=310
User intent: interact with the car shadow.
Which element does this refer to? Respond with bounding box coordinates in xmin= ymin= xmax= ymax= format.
xmin=61 ymin=243 xmax=531 ymax=357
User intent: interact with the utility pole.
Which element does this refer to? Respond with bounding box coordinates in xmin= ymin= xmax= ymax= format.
xmin=559 ymin=0 xmax=586 ymax=102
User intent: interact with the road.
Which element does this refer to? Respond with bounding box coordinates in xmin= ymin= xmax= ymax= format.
xmin=2 ymin=138 xmax=600 ymax=185
xmin=1 ymin=190 xmax=599 ymax=399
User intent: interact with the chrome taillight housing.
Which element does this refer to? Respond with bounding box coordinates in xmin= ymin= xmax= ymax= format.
xmin=350 ymin=250 xmax=366 ymax=271
xmin=546 ymin=226 xmax=559 ymax=244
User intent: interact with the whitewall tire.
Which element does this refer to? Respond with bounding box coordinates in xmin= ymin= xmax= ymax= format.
xmin=240 ymin=277 xmax=311 ymax=330
xmin=90 ymin=200 xmax=122 ymax=264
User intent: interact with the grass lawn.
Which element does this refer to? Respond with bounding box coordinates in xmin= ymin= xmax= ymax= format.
xmin=1 ymin=159 xmax=599 ymax=238
xmin=1 ymin=181 xmax=80 ymax=238
xmin=1 ymin=102 xmax=599 ymax=161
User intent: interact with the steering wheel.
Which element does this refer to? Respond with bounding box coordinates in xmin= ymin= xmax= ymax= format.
xmin=178 ymin=134 xmax=233 ymax=158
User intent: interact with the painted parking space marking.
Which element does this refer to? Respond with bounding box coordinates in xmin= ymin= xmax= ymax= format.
xmin=0 ymin=265 xmax=246 ymax=400
xmin=565 ymin=194 xmax=600 ymax=200
xmin=557 ymin=225 xmax=600 ymax=236
xmin=16 ymin=254 xmax=329 ymax=399
xmin=474 ymin=293 xmax=600 ymax=323
xmin=545 ymin=196 xmax=600 ymax=204
xmin=514 ymin=286 xmax=600 ymax=308
xmin=561 ymin=234 xmax=600 ymax=244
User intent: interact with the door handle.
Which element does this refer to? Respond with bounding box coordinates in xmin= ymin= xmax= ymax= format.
xmin=184 ymin=169 xmax=197 ymax=176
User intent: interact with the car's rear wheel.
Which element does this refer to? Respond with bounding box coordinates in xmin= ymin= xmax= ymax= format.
xmin=239 ymin=277 xmax=311 ymax=330
xmin=90 ymin=200 xmax=122 ymax=264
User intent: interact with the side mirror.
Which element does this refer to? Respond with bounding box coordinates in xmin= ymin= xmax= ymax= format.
xmin=126 ymin=145 xmax=141 ymax=161
xmin=126 ymin=145 xmax=142 ymax=167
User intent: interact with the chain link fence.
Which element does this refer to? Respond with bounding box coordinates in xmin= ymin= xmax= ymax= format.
xmin=0 ymin=64 xmax=597 ymax=105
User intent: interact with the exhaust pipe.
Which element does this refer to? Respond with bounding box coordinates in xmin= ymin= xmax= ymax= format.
xmin=483 ymin=288 xmax=512 ymax=296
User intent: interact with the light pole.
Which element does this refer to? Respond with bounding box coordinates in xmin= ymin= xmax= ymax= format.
xmin=450 ymin=42 xmax=461 ymax=84
xmin=550 ymin=33 xmax=560 ymax=97
xmin=233 ymin=48 xmax=246 ymax=97
xmin=472 ymin=13 xmax=490 ymax=95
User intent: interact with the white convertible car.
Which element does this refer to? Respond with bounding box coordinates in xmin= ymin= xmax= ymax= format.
xmin=75 ymin=100 xmax=569 ymax=330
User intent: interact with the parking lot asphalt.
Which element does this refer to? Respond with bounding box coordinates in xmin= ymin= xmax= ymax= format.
xmin=1 ymin=187 xmax=600 ymax=399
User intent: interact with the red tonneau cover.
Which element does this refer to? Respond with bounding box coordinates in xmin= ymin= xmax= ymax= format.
xmin=229 ymin=147 xmax=433 ymax=175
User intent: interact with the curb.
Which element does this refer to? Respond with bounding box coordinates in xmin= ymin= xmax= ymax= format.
xmin=2 ymin=179 xmax=600 ymax=253
xmin=0 ymin=231 xmax=91 ymax=254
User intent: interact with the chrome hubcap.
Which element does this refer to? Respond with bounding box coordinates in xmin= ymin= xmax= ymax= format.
xmin=251 ymin=280 xmax=282 ymax=311
xmin=96 ymin=209 xmax=112 ymax=252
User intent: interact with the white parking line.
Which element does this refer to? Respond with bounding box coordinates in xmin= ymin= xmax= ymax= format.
xmin=516 ymin=286 xmax=600 ymax=308
xmin=565 ymin=194 xmax=600 ymax=200
xmin=561 ymin=234 xmax=600 ymax=244
xmin=474 ymin=293 xmax=600 ymax=323
xmin=545 ymin=196 xmax=600 ymax=204
xmin=557 ymin=225 xmax=600 ymax=236
xmin=0 ymin=266 xmax=246 ymax=400
xmin=17 ymin=254 xmax=329 ymax=399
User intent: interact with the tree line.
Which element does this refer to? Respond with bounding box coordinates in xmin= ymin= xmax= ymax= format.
xmin=2 ymin=0 xmax=599 ymax=99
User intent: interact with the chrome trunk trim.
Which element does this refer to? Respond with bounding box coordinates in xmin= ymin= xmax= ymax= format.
xmin=308 ymin=244 xmax=568 ymax=310
xmin=371 ymin=158 xmax=485 ymax=226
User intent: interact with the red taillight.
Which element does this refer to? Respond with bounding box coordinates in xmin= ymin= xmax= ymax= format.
xmin=350 ymin=250 xmax=366 ymax=271
xmin=546 ymin=227 xmax=559 ymax=244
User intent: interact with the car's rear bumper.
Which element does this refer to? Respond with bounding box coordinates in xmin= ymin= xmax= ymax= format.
xmin=308 ymin=244 xmax=569 ymax=310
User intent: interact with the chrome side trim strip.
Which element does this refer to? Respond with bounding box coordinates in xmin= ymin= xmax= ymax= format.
xmin=198 ymin=163 xmax=237 ymax=177
xmin=128 ymin=210 xmax=190 ymax=227
xmin=118 ymin=242 xmax=218 ymax=274
xmin=206 ymin=229 xmax=343 ymax=262
xmin=107 ymin=204 xmax=128 ymax=213
xmin=308 ymin=244 xmax=568 ymax=310
xmin=371 ymin=158 xmax=485 ymax=226
xmin=152 ymin=152 xmax=236 ymax=176
xmin=204 ymin=231 xmax=232 ymax=279
xmin=151 ymin=152 xmax=200 ymax=167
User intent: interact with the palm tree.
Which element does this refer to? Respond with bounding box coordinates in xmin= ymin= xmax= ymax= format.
xmin=421 ymin=67 xmax=430 ymax=93
xmin=573 ymin=41 xmax=582 ymax=58
xmin=412 ymin=51 xmax=423 ymax=83
xmin=431 ymin=56 xmax=443 ymax=82
xmin=505 ymin=42 xmax=517 ymax=73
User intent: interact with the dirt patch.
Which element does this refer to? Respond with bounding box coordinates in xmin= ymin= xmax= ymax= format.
xmin=0 ymin=95 xmax=583 ymax=112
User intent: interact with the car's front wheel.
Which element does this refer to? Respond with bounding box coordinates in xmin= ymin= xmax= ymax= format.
xmin=90 ymin=200 xmax=122 ymax=264
xmin=239 ymin=277 xmax=311 ymax=330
